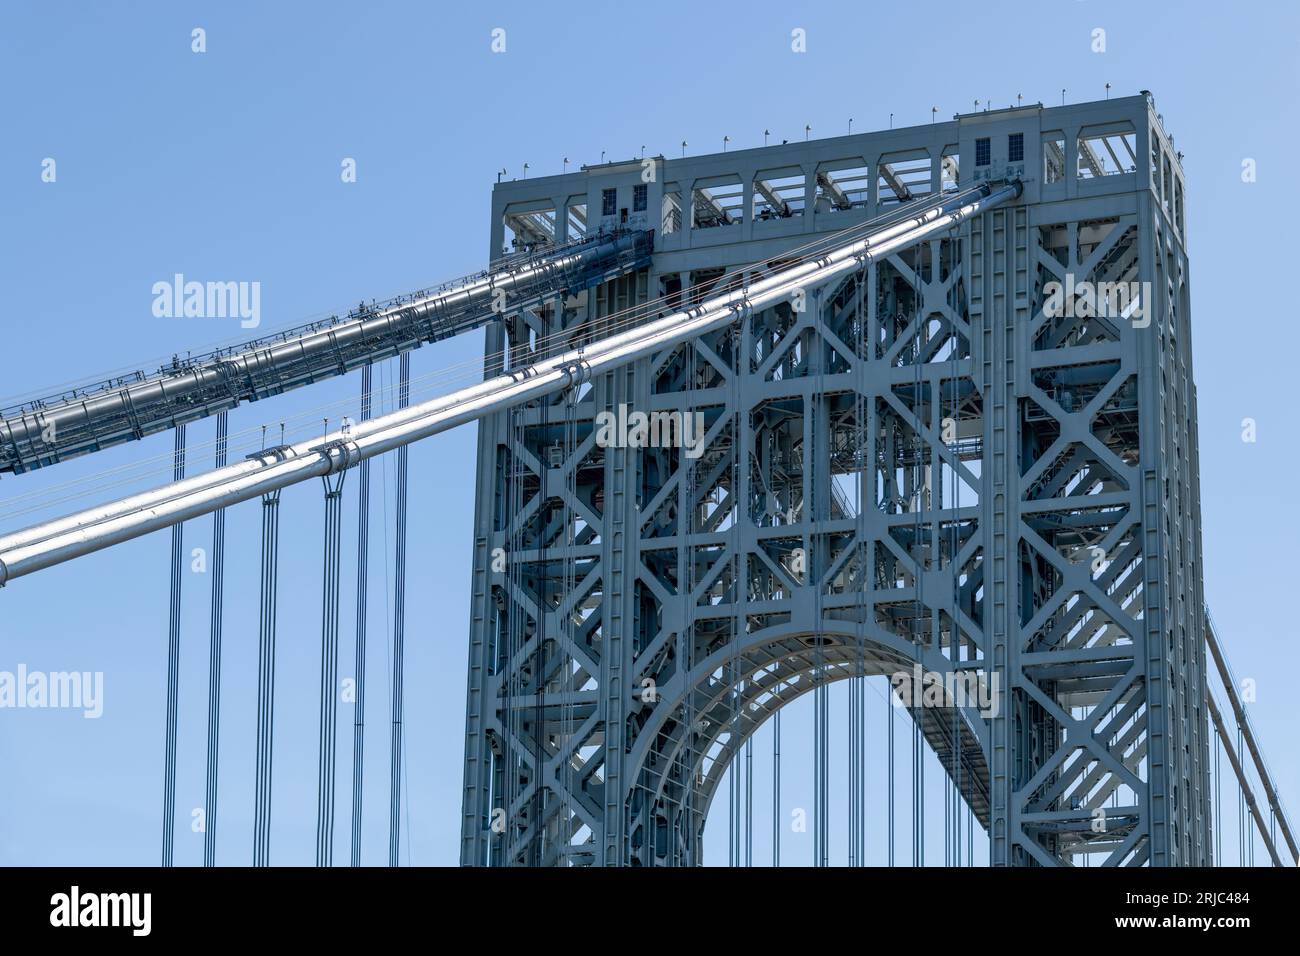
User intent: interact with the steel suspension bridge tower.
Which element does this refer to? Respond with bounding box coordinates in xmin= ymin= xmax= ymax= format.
xmin=460 ymin=94 xmax=1208 ymax=866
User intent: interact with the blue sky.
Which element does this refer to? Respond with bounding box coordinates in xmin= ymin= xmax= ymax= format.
xmin=0 ymin=0 xmax=1295 ymax=866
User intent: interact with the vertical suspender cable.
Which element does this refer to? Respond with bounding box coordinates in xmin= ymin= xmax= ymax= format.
xmin=949 ymin=296 xmax=962 ymax=867
xmin=161 ymin=424 xmax=186 ymax=867
xmin=203 ymin=412 xmax=228 ymax=867
xmin=913 ymin=710 xmax=927 ymax=866
xmin=350 ymin=364 xmax=373 ymax=866
xmin=731 ymin=317 xmax=748 ymax=869
xmin=567 ymin=382 xmax=580 ymax=861
xmin=848 ymin=343 xmax=860 ymax=867
xmin=946 ymin=738 xmax=956 ymax=868
xmin=729 ymin=732 xmax=737 ymax=865
xmin=919 ymin=702 xmax=925 ymax=865
xmin=910 ymin=281 xmax=927 ymax=869
xmin=745 ymin=737 xmax=753 ymax=866
xmin=911 ymin=300 xmax=922 ymax=870
xmin=848 ymin=648 xmax=857 ymax=864
xmin=1248 ymin=740 xmax=1255 ymax=865
xmin=816 ymin=671 xmax=828 ymax=865
xmin=739 ymin=326 xmax=749 ymax=870
xmin=772 ymin=709 xmax=781 ymax=867
xmin=766 ymin=270 xmax=781 ymax=868
xmin=728 ymin=532 xmax=737 ymax=868
xmin=1238 ymin=724 xmax=1245 ymax=866
xmin=811 ymin=288 xmax=828 ymax=867
xmin=851 ymin=262 xmax=867 ymax=868
xmin=253 ymin=480 xmax=282 ymax=866
xmin=315 ymin=453 xmax=348 ymax=865
xmin=388 ymin=351 xmax=410 ymax=866
xmin=968 ymin=796 xmax=974 ymax=865
xmin=856 ymin=675 xmax=866 ymax=865
xmin=561 ymin=377 xmax=579 ymax=863
xmin=726 ymin=334 xmax=739 ymax=869
xmin=888 ymin=687 xmax=895 ymax=866
xmin=253 ymin=488 xmax=282 ymax=866
xmin=1241 ymin=724 xmax=1252 ymax=865
xmin=884 ymin=259 xmax=896 ymax=869
xmin=727 ymin=429 xmax=737 ymax=866
xmin=729 ymin=746 xmax=738 ymax=866
xmin=681 ymin=339 xmax=698 ymax=865
xmin=1214 ymin=731 xmax=1221 ymax=864
xmin=725 ymin=315 xmax=745 ymax=869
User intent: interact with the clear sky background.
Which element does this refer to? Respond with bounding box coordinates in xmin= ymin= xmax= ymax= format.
xmin=0 ymin=0 xmax=1295 ymax=867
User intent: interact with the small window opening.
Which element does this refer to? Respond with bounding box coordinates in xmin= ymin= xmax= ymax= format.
xmin=1008 ymin=133 xmax=1024 ymax=163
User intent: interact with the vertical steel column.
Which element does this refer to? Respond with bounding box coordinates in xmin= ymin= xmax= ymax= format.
xmin=598 ymin=363 xmax=636 ymax=865
xmin=203 ymin=412 xmax=228 ymax=867
xmin=315 ymin=462 xmax=348 ymax=865
xmin=978 ymin=202 xmax=1020 ymax=865
xmin=253 ymin=483 xmax=282 ymax=867
xmin=388 ymin=352 xmax=411 ymax=867
xmin=161 ymin=424 xmax=186 ymax=867
xmin=350 ymin=364 xmax=373 ymax=867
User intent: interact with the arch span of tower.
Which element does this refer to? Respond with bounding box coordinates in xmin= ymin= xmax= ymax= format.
xmin=623 ymin=618 xmax=991 ymax=852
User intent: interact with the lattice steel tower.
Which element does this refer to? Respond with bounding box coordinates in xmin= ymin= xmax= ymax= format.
xmin=460 ymin=93 xmax=1209 ymax=866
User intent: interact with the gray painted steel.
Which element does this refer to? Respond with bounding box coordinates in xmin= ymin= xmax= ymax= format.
xmin=462 ymin=94 xmax=1211 ymax=866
